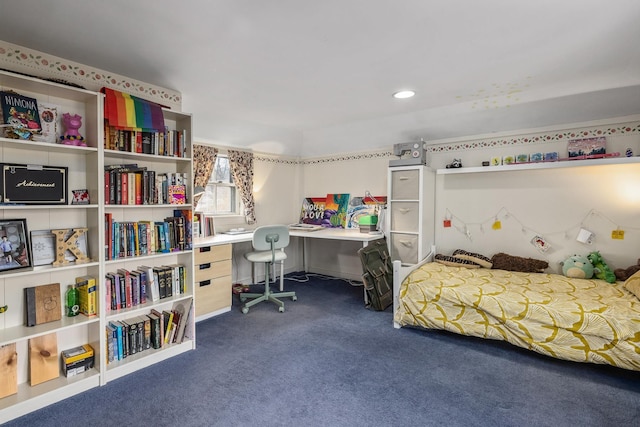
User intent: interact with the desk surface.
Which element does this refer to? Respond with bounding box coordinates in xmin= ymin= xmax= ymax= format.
xmin=194 ymin=227 xmax=384 ymax=247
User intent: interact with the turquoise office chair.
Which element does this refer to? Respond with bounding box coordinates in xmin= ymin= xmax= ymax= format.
xmin=241 ymin=225 xmax=297 ymax=313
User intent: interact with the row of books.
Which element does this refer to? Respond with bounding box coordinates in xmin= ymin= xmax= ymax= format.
xmin=106 ymin=299 xmax=193 ymax=363
xmin=104 ymin=210 xmax=192 ymax=260
xmin=193 ymin=213 xmax=216 ymax=238
xmin=104 ymin=124 xmax=188 ymax=158
xmin=105 ymin=163 xmax=188 ymax=205
xmin=105 ymin=264 xmax=187 ymax=313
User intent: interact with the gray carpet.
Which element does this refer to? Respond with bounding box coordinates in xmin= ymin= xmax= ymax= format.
xmin=5 ymin=273 xmax=640 ymax=427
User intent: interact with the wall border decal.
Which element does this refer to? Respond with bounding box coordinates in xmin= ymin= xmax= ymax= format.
xmin=0 ymin=41 xmax=181 ymax=110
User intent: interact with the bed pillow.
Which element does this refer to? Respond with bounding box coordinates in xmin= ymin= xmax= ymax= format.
xmin=435 ymin=253 xmax=481 ymax=268
xmin=624 ymin=271 xmax=640 ymax=300
xmin=452 ymin=249 xmax=493 ymax=269
xmin=490 ymin=252 xmax=549 ymax=273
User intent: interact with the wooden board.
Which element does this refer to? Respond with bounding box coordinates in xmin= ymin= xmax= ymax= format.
xmin=25 ymin=283 xmax=62 ymax=326
xmin=29 ymin=332 xmax=59 ymax=386
xmin=0 ymin=343 xmax=18 ymax=398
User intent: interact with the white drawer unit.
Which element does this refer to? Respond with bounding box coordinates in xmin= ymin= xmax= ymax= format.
xmin=387 ymin=166 xmax=435 ymax=264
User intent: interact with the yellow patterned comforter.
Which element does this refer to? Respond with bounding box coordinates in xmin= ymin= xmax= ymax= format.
xmin=395 ymin=262 xmax=640 ymax=371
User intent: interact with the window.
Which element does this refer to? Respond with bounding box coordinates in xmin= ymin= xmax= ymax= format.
xmin=195 ymin=155 xmax=242 ymax=215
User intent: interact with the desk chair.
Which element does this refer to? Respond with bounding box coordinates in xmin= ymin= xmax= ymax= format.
xmin=241 ymin=225 xmax=297 ymax=313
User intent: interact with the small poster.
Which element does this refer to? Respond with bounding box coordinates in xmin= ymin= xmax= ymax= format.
xmin=567 ymin=137 xmax=606 ymax=158
xmin=345 ymin=195 xmax=387 ymax=229
xmin=299 ymin=197 xmax=326 ymax=225
xmin=324 ymin=193 xmax=350 ymax=228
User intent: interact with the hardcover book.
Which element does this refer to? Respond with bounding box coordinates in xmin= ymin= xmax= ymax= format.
xmin=0 ymin=91 xmax=42 ymax=140
xmin=25 ymin=283 xmax=61 ymax=327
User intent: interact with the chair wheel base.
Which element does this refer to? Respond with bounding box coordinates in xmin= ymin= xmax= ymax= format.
xmin=278 ymin=306 xmax=284 ymax=313
xmin=242 ymin=306 xmax=249 ymax=314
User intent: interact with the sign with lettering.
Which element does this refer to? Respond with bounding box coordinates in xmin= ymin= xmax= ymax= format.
xmin=0 ymin=163 xmax=68 ymax=204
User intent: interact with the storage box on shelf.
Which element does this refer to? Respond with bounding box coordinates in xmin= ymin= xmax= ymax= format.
xmin=0 ymin=70 xmax=103 ymax=422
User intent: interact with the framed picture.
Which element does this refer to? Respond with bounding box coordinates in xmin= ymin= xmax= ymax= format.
xmin=30 ymin=229 xmax=88 ymax=266
xmin=0 ymin=219 xmax=32 ymax=273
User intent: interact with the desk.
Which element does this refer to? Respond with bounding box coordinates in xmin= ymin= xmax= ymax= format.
xmin=194 ymin=228 xmax=383 ymax=310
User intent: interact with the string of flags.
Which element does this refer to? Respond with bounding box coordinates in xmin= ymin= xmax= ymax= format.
xmin=442 ymin=207 xmax=638 ymax=253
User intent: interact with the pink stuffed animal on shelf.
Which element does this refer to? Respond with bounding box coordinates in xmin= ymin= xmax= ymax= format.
xmin=59 ymin=113 xmax=87 ymax=146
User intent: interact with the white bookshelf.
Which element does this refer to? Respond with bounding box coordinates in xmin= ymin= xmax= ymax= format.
xmin=0 ymin=69 xmax=195 ymax=423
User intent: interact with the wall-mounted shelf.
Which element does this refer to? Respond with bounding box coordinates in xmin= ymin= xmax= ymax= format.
xmin=437 ymin=156 xmax=640 ymax=174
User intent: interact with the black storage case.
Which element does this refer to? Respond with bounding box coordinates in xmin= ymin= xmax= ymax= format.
xmin=0 ymin=163 xmax=68 ymax=204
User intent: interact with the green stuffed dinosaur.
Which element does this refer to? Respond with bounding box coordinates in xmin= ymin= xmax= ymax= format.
xmin=588 ymin=251 xmax=617 ymax=283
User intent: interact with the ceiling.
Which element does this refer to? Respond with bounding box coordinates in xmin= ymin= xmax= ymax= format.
xmin=2 ymin=0 xmax=640 ymax=157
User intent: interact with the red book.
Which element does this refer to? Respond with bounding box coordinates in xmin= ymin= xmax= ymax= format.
xmin=121 ymin=172 xmax=128 ymax=205
xmin=104 ymin=171 xmax=110 ymax=204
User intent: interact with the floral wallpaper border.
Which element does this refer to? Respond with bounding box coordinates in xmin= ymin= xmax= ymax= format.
xmin=0 ymin=41 xmax=181 ymax=110
xmin=428 ymin=121 xmax=640 ymax=153
xmin=255 ymin=120 xmax=640 ymax=165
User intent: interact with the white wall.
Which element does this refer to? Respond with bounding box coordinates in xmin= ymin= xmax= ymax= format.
xmin=428 ymin=118 xmax=640 ymax=273
xmin=300 ymin=152 xmax=390 ymax=280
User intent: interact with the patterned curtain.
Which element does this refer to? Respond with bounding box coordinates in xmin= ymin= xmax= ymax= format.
xmin=228 ymin=149 xmax=256 ymax=224
xmin=193 ymin=144 xmax=218 ymax=205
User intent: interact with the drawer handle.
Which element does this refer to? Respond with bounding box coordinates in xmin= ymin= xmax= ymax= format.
xmin=199 ymin=247 xmax=212 ymax=253
xmin=399 ymin=240 xmax=414 ymax=247
xmin=399 ymin=176 xmax=410 ymax=181
xmin=199 ymin=263 xmax=211 ymax=270
xmin=199 ymin=280 xmax=211 ymax=287
xmin=398 ymin=208 xmax=411 ymax=214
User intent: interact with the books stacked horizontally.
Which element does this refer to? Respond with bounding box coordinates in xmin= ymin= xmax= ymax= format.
xmin=106 ymin=299 xmax=193 ymax=363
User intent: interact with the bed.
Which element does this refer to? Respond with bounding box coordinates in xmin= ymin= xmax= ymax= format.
xmin=392 ymin=250 xmax=640 ymax=371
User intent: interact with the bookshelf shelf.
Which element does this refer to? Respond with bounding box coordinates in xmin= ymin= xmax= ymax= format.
xmin=436 ymin=156 xmax=640 ymax=174
xmin=104 ymin=339 xmax=193 ymax=382
xmin=104 ymin=148 xmax=192 ymax=163
xmin=104 ymin=203 xmax=193 ymax=209
xmin=0 ymin=69 xmax=195 ymax=423
xmin=105 ymin=249 xmax=193 ymax=265
xmin=105 ymin=292 xmax=193 ymax=321
xmin=0 ymin=369 xmax=100 ymax=420
xmin=0 ymin=137 xmax=99 ymax=154
xmin=0 ymin=315 xmax=99 ymax=347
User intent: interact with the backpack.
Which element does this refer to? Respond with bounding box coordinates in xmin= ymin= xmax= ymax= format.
xmin=357 ymin=239 xmax=393 ymax=311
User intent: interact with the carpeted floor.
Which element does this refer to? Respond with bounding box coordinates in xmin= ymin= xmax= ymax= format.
xmin=5 ymin=273 xmax=640 ymax=427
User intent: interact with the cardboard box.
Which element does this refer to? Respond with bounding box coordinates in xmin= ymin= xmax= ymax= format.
xmin=75 ymin=276 xmax=97 ymax=316
xmin=61 ymin=344 xmax=94 ymax=377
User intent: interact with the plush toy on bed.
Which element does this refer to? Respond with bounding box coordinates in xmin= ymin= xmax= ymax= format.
xmin=562 ymin=254 xmax=594 ymax=279
xmin=614 ymin=258 xmax=640 ymax=281
xmin=490 ymin=252 xmax=548 ymax=273
xmin=588 ymin=251 xmax=617 ymax=283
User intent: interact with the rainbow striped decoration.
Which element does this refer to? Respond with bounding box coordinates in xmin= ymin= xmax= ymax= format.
xmin=102 ymin=87 xmax=165 ymax=131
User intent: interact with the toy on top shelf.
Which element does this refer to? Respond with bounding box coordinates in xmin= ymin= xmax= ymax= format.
xmin=59 ymin=113 xmax=86 ymax=146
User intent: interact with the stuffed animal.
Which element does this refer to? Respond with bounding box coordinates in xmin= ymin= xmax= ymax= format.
xmin=491 ymin=252 xmax=548 ymax=273
xmin=588 ymin=251 xmax=617 ymax=283
xmin=614 ymin=258 xmax=640 ymax=282
xmin=562 ymin=254 xmax=594 ymax=279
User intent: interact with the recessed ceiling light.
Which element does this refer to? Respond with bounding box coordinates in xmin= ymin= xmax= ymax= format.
xmin=393 ymin=90 xmax=415 ymax=99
